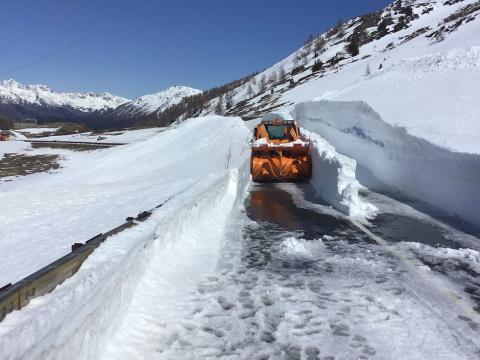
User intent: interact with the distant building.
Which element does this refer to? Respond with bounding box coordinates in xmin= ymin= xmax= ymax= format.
xmin=0 ymin=117 xmax=13 ymax=130
xmin=14 ymin=118 xmax=37 ymax=130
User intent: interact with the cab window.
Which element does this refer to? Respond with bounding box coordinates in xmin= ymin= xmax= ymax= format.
xmin=265 ymin=125 xmax=290 ymax=140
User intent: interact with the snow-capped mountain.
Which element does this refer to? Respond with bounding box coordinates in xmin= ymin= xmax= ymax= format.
xmin=0 ymin=79 xmax=130 ymax=128
xmin=111 ymin=86 xmax=202 ymax=120
xmin=0 ymin=79 xmax=129 ymax=113
xmin=0 ymin=80 xmax=201 ymax=129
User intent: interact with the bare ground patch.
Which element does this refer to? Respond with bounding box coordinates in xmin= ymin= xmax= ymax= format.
xmin=0 ymin=153 xmax=61 ymax=180
xmin=30 ymin=142 xmax=116 ymax=151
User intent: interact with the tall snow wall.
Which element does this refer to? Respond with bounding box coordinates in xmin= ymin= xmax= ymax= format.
xmin=0 ymin=164 xmax=251 ymax=360
xmin=294 ymin=100 xmax=480 ymax=227
xmin=301 ymin=129 xmax=377 ymax=221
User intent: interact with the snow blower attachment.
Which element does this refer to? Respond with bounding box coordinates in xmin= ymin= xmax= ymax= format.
xmin=251 ymin=119 xmax=312 ymax=182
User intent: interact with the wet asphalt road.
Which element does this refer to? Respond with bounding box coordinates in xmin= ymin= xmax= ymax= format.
xmin=154 ymin=183 xmax=480 ymax=360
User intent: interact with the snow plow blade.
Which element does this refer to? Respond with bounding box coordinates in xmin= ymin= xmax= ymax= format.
xmin=251 ymin=119 xmax=312 ymax=182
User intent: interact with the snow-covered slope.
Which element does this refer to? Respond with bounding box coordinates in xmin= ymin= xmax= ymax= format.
xmin=112 ymin=86 xmax=202 ymax=118
xmin=206 ymin=0 xmax=480 ymax=154
xmin=0 ymin=79 xmax=129 ymax=113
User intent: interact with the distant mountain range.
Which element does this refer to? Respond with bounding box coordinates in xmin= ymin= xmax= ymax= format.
xmin=0 ymin=79 xmax=201 ymax=129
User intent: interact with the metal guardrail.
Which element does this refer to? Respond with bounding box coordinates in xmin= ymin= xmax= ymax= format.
xmin=0 ymin=210 xmax=152 ymax=323
xmin=23 ymin=140 xmax=127 ymax=147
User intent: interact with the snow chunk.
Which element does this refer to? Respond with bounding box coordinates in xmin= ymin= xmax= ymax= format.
xmin=300 ymin=126 xmax=377 ymax=221
xmin=253 ymin=137 xmax=268 ymax=147
xmin=252 ymin=137 xmax=307 ymax=148
xmin=280 ymin=236 xmax=326 ymax=258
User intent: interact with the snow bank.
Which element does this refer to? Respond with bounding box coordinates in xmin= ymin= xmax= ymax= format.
xmin=301 ymin=127 xmax=377 ymax=221
xmin=0 ymin=157 xmax=250 ymax=360
xmin=0 ymin=116 xmax=251 ymax=283
xmin=295 ymin=100 xmax=480 ymax=227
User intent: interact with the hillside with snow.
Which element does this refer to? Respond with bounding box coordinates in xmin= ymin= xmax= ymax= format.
xmin=204 ymin=0 xmax=479 ymax=154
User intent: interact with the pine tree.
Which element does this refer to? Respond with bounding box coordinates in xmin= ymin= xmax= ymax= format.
xmin=314 ymin=36 xmax=326 ymax=54
xmin=293 ymin=52 xmax=300 ymax=68
xmin=247 ymin=83 xmax=255 ymax=99
xmin=336 ymin=18 xmax=346 ymax=37
xmin=215 ymin=95 xmax=224 ymax=115
xmin=300 ymin=50 xmax=309 ymax=66
xmin=404 ymin=6 xmax=414 ymax=18
xmin=312 ymin=59 xmax=323 ymax=72
xmin=305 ymin=33 xmax=315 ymax=53
xmin=268 ymin=70 xmax=277 ymax=84
xmin=259 ymin=75 xmax=268 ymax=93
xmin=346 ymin=33 xmax=360 ymax=57
xmin=278 ymin=66 xmax=287 ymax=82
xmin=225 ymin=91 xmax=234 ymax=109
xmin=378 ymin=19 xmax=389 ymax=34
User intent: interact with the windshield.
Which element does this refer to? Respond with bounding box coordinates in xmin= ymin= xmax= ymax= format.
xmin=265 ymin=125 xmax=290 ymax=140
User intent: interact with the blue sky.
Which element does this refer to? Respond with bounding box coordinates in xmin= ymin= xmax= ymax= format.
xmin=0 ymin=0 xmax=392 ymax=99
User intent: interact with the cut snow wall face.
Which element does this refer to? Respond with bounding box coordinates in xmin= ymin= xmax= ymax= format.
xmin=262 ymin=112 xmax=293 ymax=122
xmin=0 ymin=166 xmax=250 ymax=360
xmin=299 ymin=128 xmax=377 ymax=221
xmin=294 ymin=100 xmax=480 ymax=227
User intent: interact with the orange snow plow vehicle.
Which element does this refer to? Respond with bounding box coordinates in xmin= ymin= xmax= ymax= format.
xmin=251 ymin=119 xmax=312 ymax=182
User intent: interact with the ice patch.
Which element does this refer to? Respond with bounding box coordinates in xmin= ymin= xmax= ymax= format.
xmin=399 ymin=242 xmax=480 ymax=272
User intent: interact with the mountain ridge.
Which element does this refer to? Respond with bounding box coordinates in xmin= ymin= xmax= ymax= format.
xmin=0 ymin=79 xmax=202 ymax=129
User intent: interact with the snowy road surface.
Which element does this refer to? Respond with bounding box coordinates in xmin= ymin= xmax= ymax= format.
xmin=102 ymin=184 xmax=480 ymax=360
xmin=1 ymin=116 xmax=479 ymax=359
